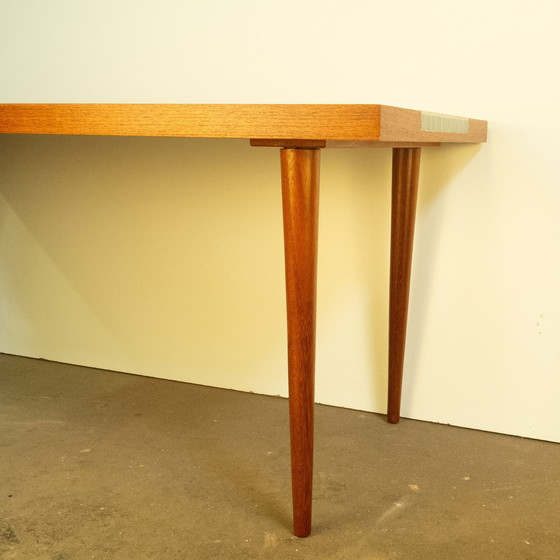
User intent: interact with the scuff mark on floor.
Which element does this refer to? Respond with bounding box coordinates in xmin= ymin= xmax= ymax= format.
xmin=375 ymin=495 xmax=413 ymax=527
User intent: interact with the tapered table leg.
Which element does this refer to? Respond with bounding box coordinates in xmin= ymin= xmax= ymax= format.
xmin=280 ymin=148 xmax=320 ymax=538
xmin=388 ymin=148 xmax=421 ymax=424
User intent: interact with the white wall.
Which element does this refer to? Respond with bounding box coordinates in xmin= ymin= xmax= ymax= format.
xmin=1 ymin=1 xmax=559 ymax=442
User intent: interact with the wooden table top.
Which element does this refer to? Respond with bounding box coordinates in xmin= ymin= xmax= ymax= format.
xmin=0 ymin=104 xmax=486 ymax=147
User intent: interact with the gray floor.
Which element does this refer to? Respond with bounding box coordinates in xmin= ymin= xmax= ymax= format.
xmin=1 ymin=354 xmax=559 ymax=559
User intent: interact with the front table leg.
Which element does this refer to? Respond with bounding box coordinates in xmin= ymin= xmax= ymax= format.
xmin=388 ymin=148 xmax=421 ymax=423
xmin=280 ymin=148 xmax=320 ymax=537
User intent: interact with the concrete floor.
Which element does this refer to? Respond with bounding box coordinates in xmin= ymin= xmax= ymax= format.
xmin=1 ymin=353 xmax=559 ymax=559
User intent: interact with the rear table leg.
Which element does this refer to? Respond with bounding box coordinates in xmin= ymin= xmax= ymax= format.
xmin=388 ymin=147 xmax=421 ymax=424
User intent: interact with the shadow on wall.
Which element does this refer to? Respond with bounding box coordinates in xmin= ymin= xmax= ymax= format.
xmin=315 ymin=144 xmax=481 ymax=413
xmin=403 ymin=143 xmax=482 ymax=414
xmin=0 ymin=135 xmax=286 ymax=389
xmin=0 ymin=135 xmax=480 ymax=410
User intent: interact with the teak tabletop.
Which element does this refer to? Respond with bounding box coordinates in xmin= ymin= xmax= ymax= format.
xmin=0 ymin=103 xmax=486 ymax=144
xmin=0 ymin=103 xmax=487 ymax=537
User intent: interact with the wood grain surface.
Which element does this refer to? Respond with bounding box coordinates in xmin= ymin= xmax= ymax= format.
xmin=281 ymin=148 xmax=320 ymax=537
xmin=0 ymin=104 xmax=487 ymax=144
xmin=388 ymin=148 xmax=421 ymax=424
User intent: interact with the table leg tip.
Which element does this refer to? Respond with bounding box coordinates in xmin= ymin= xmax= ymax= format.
xmin=293 ymin=520 xmax=312 ymax=538
xmin=294 ymin=528 xmax=312 ymax=538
